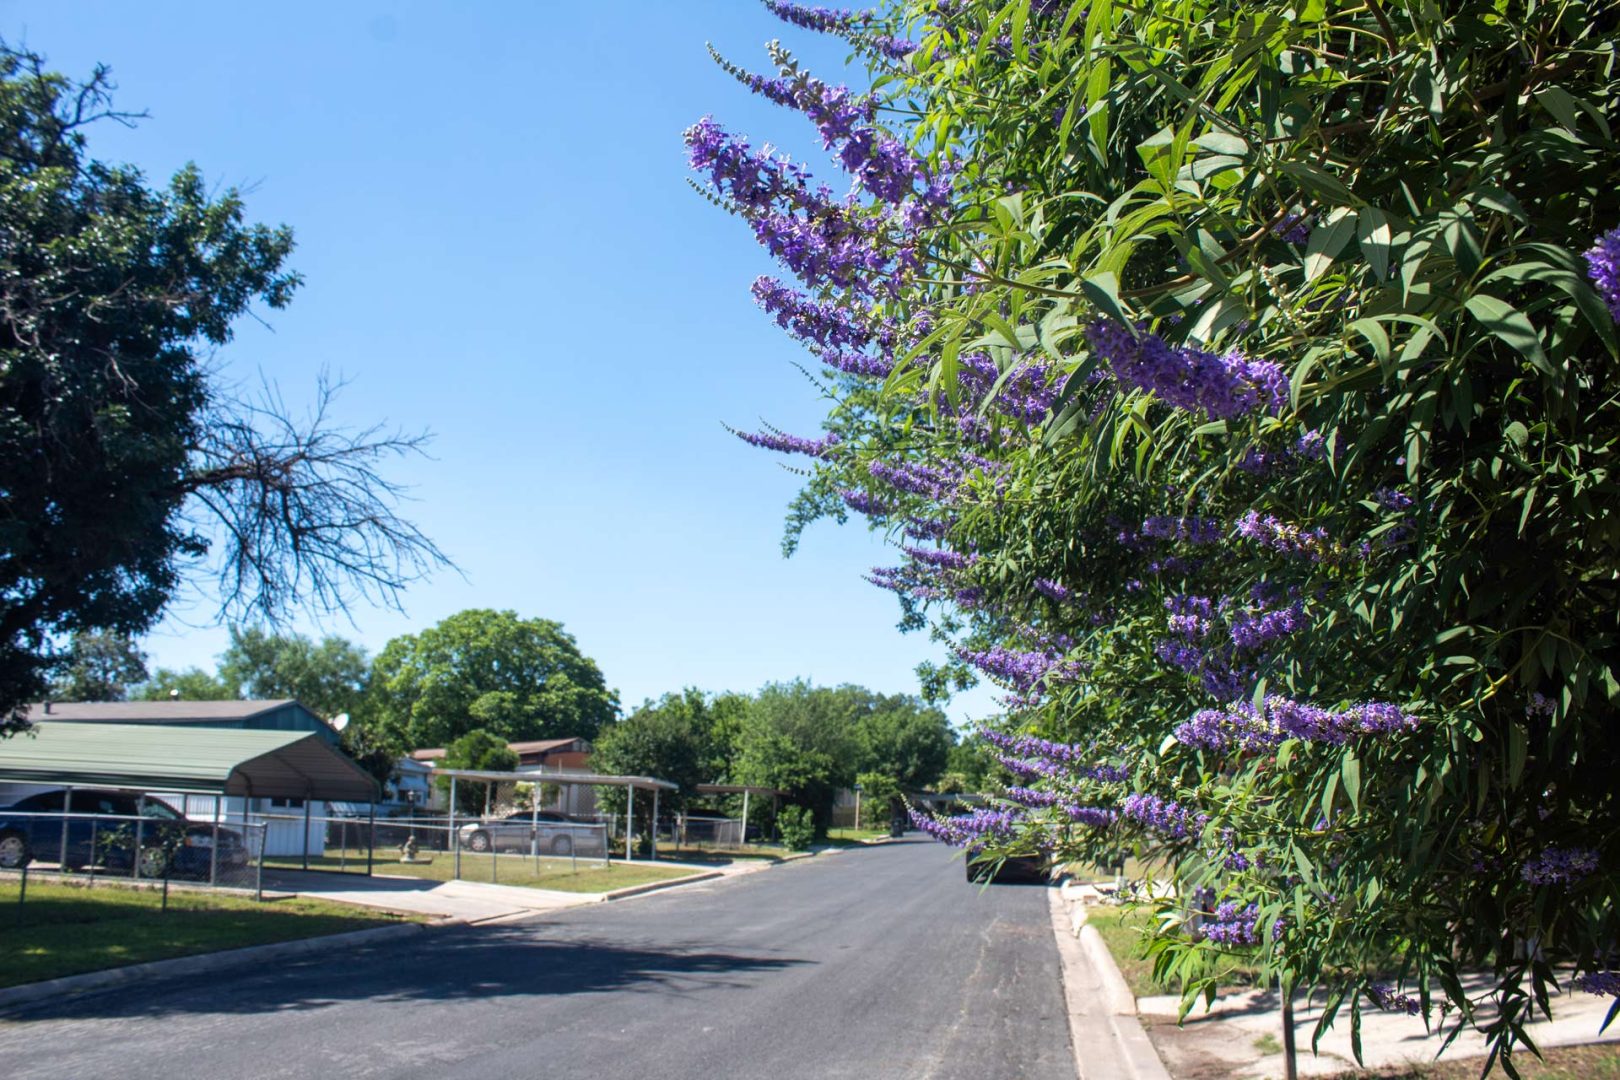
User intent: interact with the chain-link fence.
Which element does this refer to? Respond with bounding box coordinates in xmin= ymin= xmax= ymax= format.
xmin=676 ymin=815 xmax=745 ymax=849
xmin=247 ymin=811 xmax=614 ymax=886
xmin=0 ymin=810 xmax=270 ymax=903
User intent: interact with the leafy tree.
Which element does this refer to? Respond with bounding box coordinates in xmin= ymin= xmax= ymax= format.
xmin=50 ymin=632 xmax=148 ymax=702
xmin=436 ymin=728 xmax=518 ymax=817
xmin=734 ymin=681 xmax=861 ymax=833
xmin=364 ymin=609 xmax=619 ymax=751
xmin=938 ymin=734 xmax=998 ymax=795
xmin=851 ymin=693 xmax=950 ymax=791
xmin=694 ymin=1 xmax=1620 ymax=1068
xmin=592 ymin=693 xmax=713 ymax=845
xmin=0 ymin=46 xmax=446 ymax=736
xmin=217 ymin=625 xmax=369 ymax=720
xmin=135 ymin=667 xmax=234 ymax=702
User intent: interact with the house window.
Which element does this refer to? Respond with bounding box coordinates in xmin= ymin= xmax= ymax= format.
xmin=269 ymin=797 xmax=305 ymax=809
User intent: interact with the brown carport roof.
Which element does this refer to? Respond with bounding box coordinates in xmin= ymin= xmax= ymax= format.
xmin=0 ymin=722 xmax=379 ymax=801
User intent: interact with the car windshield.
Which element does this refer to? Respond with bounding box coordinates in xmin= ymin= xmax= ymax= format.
xmin=140 ymin=800 xmax=182 ymax=820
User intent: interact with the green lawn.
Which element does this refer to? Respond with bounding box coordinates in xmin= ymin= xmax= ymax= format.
xmin=271 ymin=848 xmax=700 ymax=893
xmin=1322 ymin=1041 xmax=1620 ymax=1079
xmin=0 ymin=878 xmax=416 ymax=989
xmin=826 ymin=827 xmax=889 ymax=843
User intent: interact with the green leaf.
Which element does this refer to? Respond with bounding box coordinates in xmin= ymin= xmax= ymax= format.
xmin=1304 ymin=209 xmax=1357 ymax=282
xmin=1079 ymin=271 xmax=1132 ymax=326
xmin=1357 ymin=207 xmax=1393 ymax=282
xmin=1464 ymin=294 xmax=1550 ymax=376
xmin=1341 ymin=755 xmax=1362 ymax=814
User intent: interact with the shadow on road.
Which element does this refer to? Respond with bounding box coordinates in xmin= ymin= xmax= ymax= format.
xmin=3 ymin=922 xmax=811 ymax=1023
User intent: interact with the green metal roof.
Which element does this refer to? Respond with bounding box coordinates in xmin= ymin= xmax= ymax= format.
xmin=0 ymin=723 xmax=379 ymax=801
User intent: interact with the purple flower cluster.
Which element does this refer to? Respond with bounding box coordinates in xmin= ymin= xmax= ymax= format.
xmin=868 ymin=459 xmax=957 ymax=500
xmin=1032 ymin=578 xmax=1072 ymax=603
xmin=1141 ymin=516 xmax=1224 ymax=544
xmin=1521 ymin=845 xmax=1600 ymax=885
xmin=685 ymin=116 xmax=817 ymax=214
xmin=1235 ymin=511 xmax=1333 ymax=561
xmin=1085 ymin=319 xmax=1289 ymax=419
xmin=1174 ymin=696 xmax=1418 ymax=753
xmin=751 ymin=277 xmax=879 ymax=351
xmin=1585 ymin=226 xmax=1620 ymax=322
xmin=1274 ymin=212 xmax=1312 ymax=245
xmin=1202 ymin=901 xmax=1260 ymax=946
xmin=1120 ymin=793 xmax=1209 ymax=840
xmin=750 ymin=205 xmax=890 ymax=293
xmin=1227 ymin=602 xmax=1303 ymax=650
xmin=730 ymin=426 xmax=840 ymax=457
xmin=1574 ymin=970 xmax=1620 ymax=997
xmin=1367 ymin=984 xmax=1424 ymax=1016
xmin=909 ymin=805 xmax=1023 ymax=850
xmin=841 ymin=488 xmax=894 ymax=516
xmin=902 ymin=544 xmax=976 ymax=570
xmin=978 ymin=731 xmax=1128 ymax=782
xmin=949 ymin=351 xmax=1062 ymax=425
xmin=956 ymin=645 xmax=1081 ymax=694
xmin=1066 ymin=806 xmax=1118 ymax=828
xmin=764 ymin=0 xmax=869 ymax=33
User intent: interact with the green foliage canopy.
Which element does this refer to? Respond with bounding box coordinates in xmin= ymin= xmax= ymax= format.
xmin=364 ymin=609 xmax=619 ymax=752
xmin=694 ymin=0 xmax=1620 ymax=1066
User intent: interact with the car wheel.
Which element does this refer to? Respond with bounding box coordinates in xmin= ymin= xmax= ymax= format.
xmin=138 ymin=847 xmax=170 ymax=879
xmin=551 ymin=835 xmax=573 ymax=857
xmin=466 ymin=831 xmax=491 ymax=853
xmin=0 ymin=832 xmax=30 ymax=869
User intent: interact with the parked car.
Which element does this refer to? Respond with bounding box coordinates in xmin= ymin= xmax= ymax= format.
xmin=0 ymin=789 xmax=248 ymax=877
xmin=458 ymin=810 xmax=603 ymax=856
xmin=965 ymin=850 xmax=1050 ymax=884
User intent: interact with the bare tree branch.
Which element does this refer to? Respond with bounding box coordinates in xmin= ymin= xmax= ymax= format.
xmin=178 ymin=373 xmax=455 ymax=625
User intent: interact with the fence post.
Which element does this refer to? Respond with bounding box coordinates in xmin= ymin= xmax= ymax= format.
xmin=302 ymin=798 xmax=312 ymax=871
xmin=255 ymin=823 xmax=265 ymax=902
xmin=625 ymin=785 xmax=635 ymax=864
xmin=209 ymin=796 xmax=221 ymax=886
xmin=366 ymin=802 xmax=375 ymax=877
xmin=58 ymin=786 xmax=73 ymax=874
xmin=17 ymin=862 xmax=27 ymax=911
xmin=134 ymin=794 xmax=145 ymax=881
xmin=450 ymin=776 xmax=460 ymax=881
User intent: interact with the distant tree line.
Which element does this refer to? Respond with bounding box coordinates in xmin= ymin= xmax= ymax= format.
xmin=55 ymin=610 xmax=975 ymax=835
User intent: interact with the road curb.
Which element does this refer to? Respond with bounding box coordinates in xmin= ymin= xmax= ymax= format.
xmin=1048 ymin=883 xmax=1172 ymax=1080
xmin=600 ymin=870 xmax=724 ymax=901
xmin=0 ymin=921 xmax=428 ymax=1015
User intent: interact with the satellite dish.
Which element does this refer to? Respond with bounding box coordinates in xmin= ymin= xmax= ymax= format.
xmin=331 ymin=712 xmax=350 ymax=732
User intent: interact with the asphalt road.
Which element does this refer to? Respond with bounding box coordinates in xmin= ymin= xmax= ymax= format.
xmin=0 ymin=838 xmax=1074 ymax=1080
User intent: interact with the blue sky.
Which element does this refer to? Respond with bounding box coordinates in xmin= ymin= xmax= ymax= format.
xmin=1 ymin=1 xmax=998 ymax=723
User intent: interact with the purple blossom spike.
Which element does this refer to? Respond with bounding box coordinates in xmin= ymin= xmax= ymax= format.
xmin=840 ymin=489 xmax=893 ymax=516
xmin=1120 ymin=793 xmax=1209 ymax=840
xmin=1522 ymin=845 xmax=1600 ymax=885
xmin=903 ymin=545 xmax=975 ymax=570
xmin=751 ymin=277 xmax=880 ymax=351
xmin=1085 ymin=319 xmax=1288 ymax=419
xmin=730 ymin=426 xmax=840 ymax=457
xmin=1235 ymin=511 xmax=1333 ymax=561
xmin=1202 ymin=901 xmax=1260 ymax=945
xmin=1585 ymin=226 xmax=1620 ymax=322
xmin=1173 ymin=696 xmax=1418 ymax=753
xmin=1033 ymin=578 xmax=1071 ymax=602
xmin=765 ymin=0 xmax=870 ymax=34
xmin=1574 ymin=970 xmax=1620 ymax=997
xmin=1367 ymin=984 xmax=1424 ymax=1015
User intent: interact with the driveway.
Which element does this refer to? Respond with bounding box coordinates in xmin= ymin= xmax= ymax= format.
xmin=0 ymin=838 xmax=1073 ymax=1080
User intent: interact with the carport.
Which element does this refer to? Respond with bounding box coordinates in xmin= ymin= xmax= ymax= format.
xmin=0 ymin=721 xmax=379 ymax=884
xmin=694 ymin=783 xmax=782 ymax=843
xmin=432 ymin=767 xmax=678 ymax=871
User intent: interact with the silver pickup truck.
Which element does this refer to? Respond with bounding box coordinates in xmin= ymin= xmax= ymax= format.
xmin=458 ymin=810 xmax=604 ymax=856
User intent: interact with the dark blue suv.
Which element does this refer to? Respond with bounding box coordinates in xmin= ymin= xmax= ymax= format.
xmin=0 ymin=789 xmax=247 ymax=878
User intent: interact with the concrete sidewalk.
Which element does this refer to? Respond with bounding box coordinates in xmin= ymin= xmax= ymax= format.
xmin=260 ymin=852 xmax=797 ymax=923
xmin=1139 ymin=976 xmax=1620 ymax=1078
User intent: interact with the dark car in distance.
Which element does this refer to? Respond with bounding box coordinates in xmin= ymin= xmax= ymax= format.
xmin=0 ymin=789 xmax=248 ymax=878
